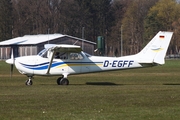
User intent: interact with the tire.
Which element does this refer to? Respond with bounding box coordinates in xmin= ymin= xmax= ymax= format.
xmin=60 ymin=78 xmax=69 ymax=85
xmin=57 ymin=77 xmax=62 ymax=85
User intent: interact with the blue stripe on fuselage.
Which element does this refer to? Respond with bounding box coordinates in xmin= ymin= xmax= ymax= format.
xmin=20 ymin=61 xmax=103 ymax=70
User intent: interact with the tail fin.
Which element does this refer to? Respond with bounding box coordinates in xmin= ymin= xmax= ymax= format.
xmin=137 ymin=31 xmax=173 ymax=65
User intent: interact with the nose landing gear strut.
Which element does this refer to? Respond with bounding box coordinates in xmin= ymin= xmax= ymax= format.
xmin=25 ymin=76 xmax=33 ymax=85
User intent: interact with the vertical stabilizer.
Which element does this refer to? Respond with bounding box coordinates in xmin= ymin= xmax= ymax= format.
xmin=137 ymin=31 xmax=173 ymax=65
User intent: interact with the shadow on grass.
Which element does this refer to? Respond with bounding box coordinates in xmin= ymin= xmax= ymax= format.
xmin=163 ymin=83 xmax=180 ymax=86
xmin=86 ymin=82 xmax=119 ymax=86
xmin=38 ymin=82 xmax=122 ymax=86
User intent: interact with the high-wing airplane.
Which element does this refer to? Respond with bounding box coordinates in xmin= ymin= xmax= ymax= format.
xmin=6 ymin=31 xmax=173 ymax=85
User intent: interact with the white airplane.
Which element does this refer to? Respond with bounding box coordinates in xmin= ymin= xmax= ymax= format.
xmin=6 ymin=31 xmax=173 ymax=85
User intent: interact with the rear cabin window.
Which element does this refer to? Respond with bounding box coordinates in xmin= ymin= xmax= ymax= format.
xmin=70 ymin=53 xmax=83 ymax=60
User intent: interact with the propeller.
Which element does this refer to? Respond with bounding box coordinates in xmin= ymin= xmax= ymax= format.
xmin=6 ymin=48 xmax=15 ymax=78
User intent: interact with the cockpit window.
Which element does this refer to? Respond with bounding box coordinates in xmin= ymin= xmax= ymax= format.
xmin=54 ymin=52 xmax=68 ymax=59
xmin=38 ymin=49 xmax=85 ymax=60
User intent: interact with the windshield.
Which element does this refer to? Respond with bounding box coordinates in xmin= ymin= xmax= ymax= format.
xmin=38 ymin=48 xmax=48 ymax=57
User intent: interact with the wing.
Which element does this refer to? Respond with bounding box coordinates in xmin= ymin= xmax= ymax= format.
xmin=53 ymin=44 xmax=82 ymax=52
xmin=46 ymin=44 xmax=82 ymax=74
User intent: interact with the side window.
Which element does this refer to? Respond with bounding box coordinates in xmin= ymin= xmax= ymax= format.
xmin=70 ymin=53 xmax=83 ymax=60
xmin=54 ymin=52 xmax=68 ymax=60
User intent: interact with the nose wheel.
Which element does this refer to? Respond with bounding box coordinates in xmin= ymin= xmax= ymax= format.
xmin=57 ymin=77 xmax=69 ymax=85
xmin=25 ymin=77 xmax=33 ymax=85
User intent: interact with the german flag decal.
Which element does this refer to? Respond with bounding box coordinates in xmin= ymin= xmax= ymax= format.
xmin=159 ymin=35 xmax=165 ymax=39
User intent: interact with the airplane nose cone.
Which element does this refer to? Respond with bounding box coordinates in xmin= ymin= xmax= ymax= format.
xmin=6 ymin=59 xmax=14 ymax=64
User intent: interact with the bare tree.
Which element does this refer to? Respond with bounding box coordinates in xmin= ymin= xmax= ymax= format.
xmin=122 ymin=0 xmax=158 ymax=55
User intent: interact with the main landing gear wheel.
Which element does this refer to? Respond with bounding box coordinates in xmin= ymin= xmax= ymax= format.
xmin=25 ymin=77 xmax=33 ymax=85
xmin=57 ymin=77 xmax=69 ymax=85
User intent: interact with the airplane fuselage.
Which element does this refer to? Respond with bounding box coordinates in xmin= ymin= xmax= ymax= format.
xmin=14 ymin=52 xmax=147 ymax=77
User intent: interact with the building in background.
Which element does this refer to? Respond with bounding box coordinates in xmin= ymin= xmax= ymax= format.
xmin=0 ymin=34 xmax=96 ymax=60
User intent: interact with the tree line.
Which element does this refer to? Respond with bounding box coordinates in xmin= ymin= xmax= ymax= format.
xmin=0 ymin=0 xmax=180 ymax=56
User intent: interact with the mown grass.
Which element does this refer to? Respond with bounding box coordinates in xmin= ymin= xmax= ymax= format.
xmin=0 ymin=60 xmax=180 ymax=120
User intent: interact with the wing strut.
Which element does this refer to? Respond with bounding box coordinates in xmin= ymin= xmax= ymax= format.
xmin=46 ymin=49 xmax=56 ymax=74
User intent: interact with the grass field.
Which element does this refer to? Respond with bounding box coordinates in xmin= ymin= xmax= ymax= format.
xmin=0 ymin=60 xmax=180 ymax=120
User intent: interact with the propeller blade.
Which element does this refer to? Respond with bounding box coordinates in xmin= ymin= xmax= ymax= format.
xmin=10 ymin=64 xmax=14 ymax=78
xmin=6 ymin=48 xmax=15 ymax=78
